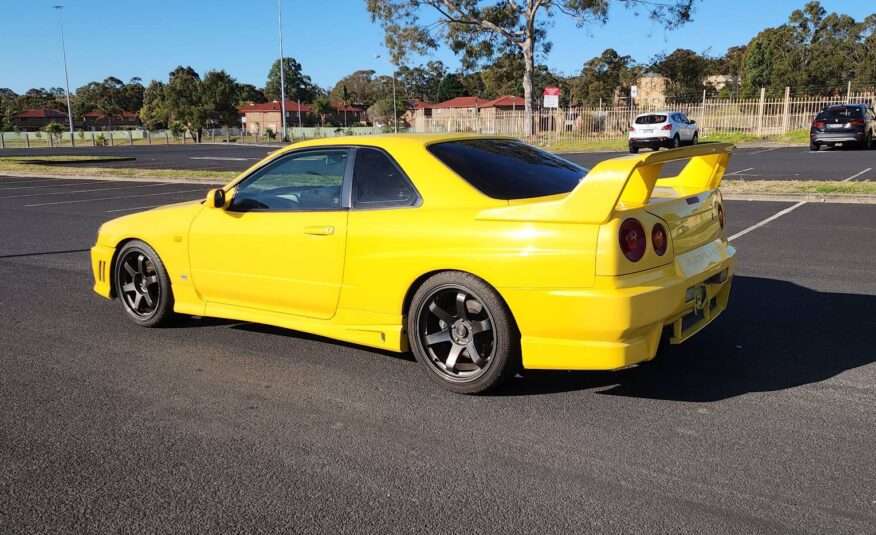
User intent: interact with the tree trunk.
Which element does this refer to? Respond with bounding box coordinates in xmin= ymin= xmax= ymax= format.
xmin=522 ymin=38 xmax=534 ymax=137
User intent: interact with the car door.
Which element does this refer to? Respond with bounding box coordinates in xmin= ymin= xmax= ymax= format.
xmin=187 ymin=147 xmax=352 ymax=319
xmin=675 ymin=113 xmax=689 ymax=140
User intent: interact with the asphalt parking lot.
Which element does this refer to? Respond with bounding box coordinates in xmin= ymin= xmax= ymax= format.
xmin=1 ymin=176 xmax=875 ymax=533
xmin=2 ymin=142 xmax=874 ymax=180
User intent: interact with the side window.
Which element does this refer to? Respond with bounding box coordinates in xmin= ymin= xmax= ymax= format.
xmin=352 ymin=148 xmax=418 ymax=209
xmin=680 ymin=114 xmax=689 ymax=123
xmin=230 ymin=149 xmax=348 ymax=211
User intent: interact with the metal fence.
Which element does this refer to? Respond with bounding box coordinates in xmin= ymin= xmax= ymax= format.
xmin=0 ymin=125 xmax=399 ymax=149
xmin=414 ymin=91 xmax=876 ymax=143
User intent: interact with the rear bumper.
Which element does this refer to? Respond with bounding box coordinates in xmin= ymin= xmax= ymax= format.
xmin=629 ymin=137 xmax=671 ymax=149
xmin=502 ymin=239 xmax=735 ymax=371
xmin=812 ymin=131 xmax=864 ymax=144
xmin=91 ymin=244 xmax=115 ymax=299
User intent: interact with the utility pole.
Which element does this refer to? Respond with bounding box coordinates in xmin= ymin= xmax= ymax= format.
xmin=277 ymin=0 xmax=287 ymax=140
xmin=53 ymin=5 xmax=75 ymax=147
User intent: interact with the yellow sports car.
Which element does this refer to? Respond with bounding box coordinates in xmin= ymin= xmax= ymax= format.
xmin=91 ymin=134 xmax=735 ymax=393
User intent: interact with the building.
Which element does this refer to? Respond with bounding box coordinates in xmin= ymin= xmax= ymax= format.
xmin=81 ymin=111 xmax=141 ymax=131
xmin=704 ymin=74 xmax=739 ymax=92
xmin=635 ymin=73 xmax=670 ymax=109
xmin=238 ymin=100 xmax=366 ymax=132
xmin=9 ymin=108 xmax=73 ymax=131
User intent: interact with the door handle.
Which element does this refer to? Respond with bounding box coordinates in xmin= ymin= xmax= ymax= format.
xmin=304 ymin=225 xmax=334 ymax=236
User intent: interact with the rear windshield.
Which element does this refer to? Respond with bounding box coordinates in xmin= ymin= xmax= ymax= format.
xmin=635 ymin=114 xmax=667 ymax=124
xmin=427 ymin=139 xmax=588 ymax=200
xmin=817 ymin=107 xmax=863 ymax=121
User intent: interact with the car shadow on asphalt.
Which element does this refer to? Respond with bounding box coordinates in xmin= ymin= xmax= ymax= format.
xmin=496 ymin=275 xmax=876 ymax=401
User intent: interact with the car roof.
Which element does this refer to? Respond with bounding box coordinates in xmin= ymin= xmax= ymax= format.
xmin=284 ymin=133 xmax=516 ymax=152
xmin=824 ymin=104 xmax=868 ymax=109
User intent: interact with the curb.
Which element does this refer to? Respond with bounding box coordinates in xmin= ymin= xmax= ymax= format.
xmin=0 ymin=171 xmax=226 ymax=186
xmin=722 ymin=192 xmax=876 ymax=204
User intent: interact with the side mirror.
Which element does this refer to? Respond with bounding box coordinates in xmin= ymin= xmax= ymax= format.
xmin=206 ymin=188 xmax=226 ymax=209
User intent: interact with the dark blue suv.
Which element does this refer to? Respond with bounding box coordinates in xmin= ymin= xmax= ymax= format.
xmin=810 ymin=104 xmax=876 ymax=151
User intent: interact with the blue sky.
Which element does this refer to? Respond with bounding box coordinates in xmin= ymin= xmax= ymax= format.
xmin=0 ymin=0 xmax=871 ymax=94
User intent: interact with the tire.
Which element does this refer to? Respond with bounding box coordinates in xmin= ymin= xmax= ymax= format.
xmin=810 ymin=141 xmax=820 ymax=152
xmin=113 ymin=240 xmax=176 ymax=327
xmin=671 ymin=135 xmax=680 ymax=149
xmin=691 ymin=132 xmax=699 ymax=145
xmin=407 ymin=271 xmax=519 ymax=394
xmin=629 ymin=145 xmax=639 ymax=154
xmin=863 ymin=131 xmax=873 ymax=150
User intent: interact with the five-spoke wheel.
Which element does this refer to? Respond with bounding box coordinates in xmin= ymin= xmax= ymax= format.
xmin=408 ymin=272 xmax=519 ymax=394
xmin=114 ymin=240 xmax=175 ymax=327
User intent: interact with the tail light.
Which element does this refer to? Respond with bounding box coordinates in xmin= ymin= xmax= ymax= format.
xmin=661 ymin=124 xmax=672 ymax=130
xmin=717 ymin=203 xmax=725 ymax=229
xmin=629 ymin=125 xmax=636 ymax=132
xmin=619 ymin=218 xmax=646 ymax=262
xmin=652 ymin=224 xmax=667 ymax=256
xmin=850 ymin=120 xmax=865 ymax=126
xmin=812 ymin=121 xmax=825 ymax=128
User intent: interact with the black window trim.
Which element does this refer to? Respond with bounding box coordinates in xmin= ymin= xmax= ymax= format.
xmin=225 ymin=146 xmax=355 ymax=213
xmin=349 ymin=146 xmax=422 ymax=211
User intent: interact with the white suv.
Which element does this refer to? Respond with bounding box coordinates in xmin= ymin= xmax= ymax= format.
xmin=628 ymin=111 xmax=699 ymax=153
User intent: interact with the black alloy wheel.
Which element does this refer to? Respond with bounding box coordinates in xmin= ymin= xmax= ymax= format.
xmin=114 ymin=240 xmax=175 ymax=327
xmin=408 ymin=272 xmax=519 ymax=394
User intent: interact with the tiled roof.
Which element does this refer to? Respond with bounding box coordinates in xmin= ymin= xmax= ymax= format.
xmin=13 ymin=108 xmax=68 ymax=119
xmin=82 ymin=111 xmax=140 ymax=118
xmin=484 ymin=95 xmax=526 ymax=108
xmin=432 ymin=95 xmax=526 ymax=109
xmin=238 ymin=100 xmax=313 ymax=113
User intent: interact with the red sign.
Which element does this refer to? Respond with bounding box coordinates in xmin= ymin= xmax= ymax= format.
xmin=543 ymin=87 xmax=560 ymax=96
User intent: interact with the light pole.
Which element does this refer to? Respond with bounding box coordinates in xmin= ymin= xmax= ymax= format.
xmin=276 ymin=0 xmax=287 ymax=140
xmin=375 ymin=54 xmax=398 ymax=132
xmin=53 ymin=5 xmax=75 ymax=147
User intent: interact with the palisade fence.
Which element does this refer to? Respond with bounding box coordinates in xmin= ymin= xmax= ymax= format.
xmin=415 ymin=92 xmax=876 ymax=145
xmin=0 ymin=125 xmax=394 ymax=149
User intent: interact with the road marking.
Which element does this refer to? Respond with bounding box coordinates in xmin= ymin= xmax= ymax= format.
xmin=106 ymin=204 xmax=167 ymax=213
xmin=0 ymin=183 xmax=169 ymax=199
xmin=0 ymin=178 xmax=75 ymax=186
xmin=190 ymin=156 xmax=260 ymax=161
xmin=746 ymin=147 xmax=779 ymax=155
xmin=25 ymin=188 xmax=209 ymax=207
xmin=728 ymin=201 xmax=807 ymax=242
xmin=0 ymin=180 xmax=126 ymax=191
xmin=725 ymin=167 xmax=755 ymax=176
xmin=841 ymin=168 xmax=872 ymax=182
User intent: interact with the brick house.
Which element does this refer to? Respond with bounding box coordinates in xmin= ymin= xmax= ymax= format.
xmin=238 ymin=100 xmax=366 ymax=132
xmin=81 ymin=111 xmax=142 ymax=131
xmin=10 ymin=108 xmax=75 ymax=131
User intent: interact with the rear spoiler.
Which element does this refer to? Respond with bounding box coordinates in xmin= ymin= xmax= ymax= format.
xmin=477 ymin=143 xmax=733 ymax=225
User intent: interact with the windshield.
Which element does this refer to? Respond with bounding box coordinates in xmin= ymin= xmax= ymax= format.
xmin=428 ymin=139 xmax=588 ymax=200
xmin=635 ymin=114 xmax=667 ymax=124
xmin=816 ymin=107 xmax=864 ymax=122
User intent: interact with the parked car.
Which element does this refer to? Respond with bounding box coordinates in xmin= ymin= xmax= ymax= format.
xmin=810 ymin=104 xmax=875 ymax=151
xmin=91 ymin=135 xmax=735 ymax=394
xmin=628 ymin=111 xmax=699 ymax=153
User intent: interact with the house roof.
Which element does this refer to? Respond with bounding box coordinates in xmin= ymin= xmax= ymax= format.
xmin=238 ymin=100 xmax=313 ymax=113
xmin=331 ymin=101 xmax=364 ymax=112
xmin=82 ymin=111 xmax=139 ymax=118
xmin=432 ymin=95 xmax=526 ymax=109
xmin=405 ymin=98 xmax=435 ymax=110
xmin=484 ymin=95 xmax=526 ymax=108
xmin=12 ymin=108 xmax=68 ymax=119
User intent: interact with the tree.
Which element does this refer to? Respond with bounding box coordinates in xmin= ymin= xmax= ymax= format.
xmin=311 ymin=96 xmax=333 ymax=127
xmin=436 ymin=73 xmax=465 ymax=101
xmin=329 ymin=70 xmax=387 ymax=107
xmin=236 ymin=83 xmax=266 ymax=105
xmin=201 ymin=69 xmax=240 ymax=126
xmin=367 ymin=97 xmax=400 ymax=126
xmin=265 ymin=57 xmax=318 ymax=102
xmin=164 ymin=66 xmax=208 ymax=140
xmin=566 ymin=48 xmax=634 ymax=105
xmin=651 ymin=48 xmax=709 ymax=100
xmin=43 ymin=121 xmax=63 ymax=142
xmin=139 ymin=81 xmax=169 ymax=129
xmin=396 ymin=60 xmax=447 ymax=101
xmin=366 ymin=0 xmax=697 ymax=134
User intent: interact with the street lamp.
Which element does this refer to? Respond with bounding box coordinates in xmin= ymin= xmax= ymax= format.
xmin=375 ymin=54 xmax=397 ymax=133
xmin=53 ymin=5 xmax=75 ymax=147
xmin=277 ymin=0 xmax=287 ymax=140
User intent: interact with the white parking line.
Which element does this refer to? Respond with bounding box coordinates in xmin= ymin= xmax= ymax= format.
xmin=841 ymin=168 xmax=872 ymax=182
xmin=25 ymin=188 xmax=209 ymax=207
xmin=746 ymin=147 xmax=779 ymax=155
xmin=725 ymin=167 xmax=755 ymax=176
xmin=190 ymin=156 xmax=260 ymax=161
xmin=0 ymin=183 xmax=169 ymax=199
xmin=106 ymin=204 xmax=167 ymax=213
xmin=0 ymin=180 xmax=124 ymax=191
xmin=728 ymin=201 xmax=807 ymax=242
